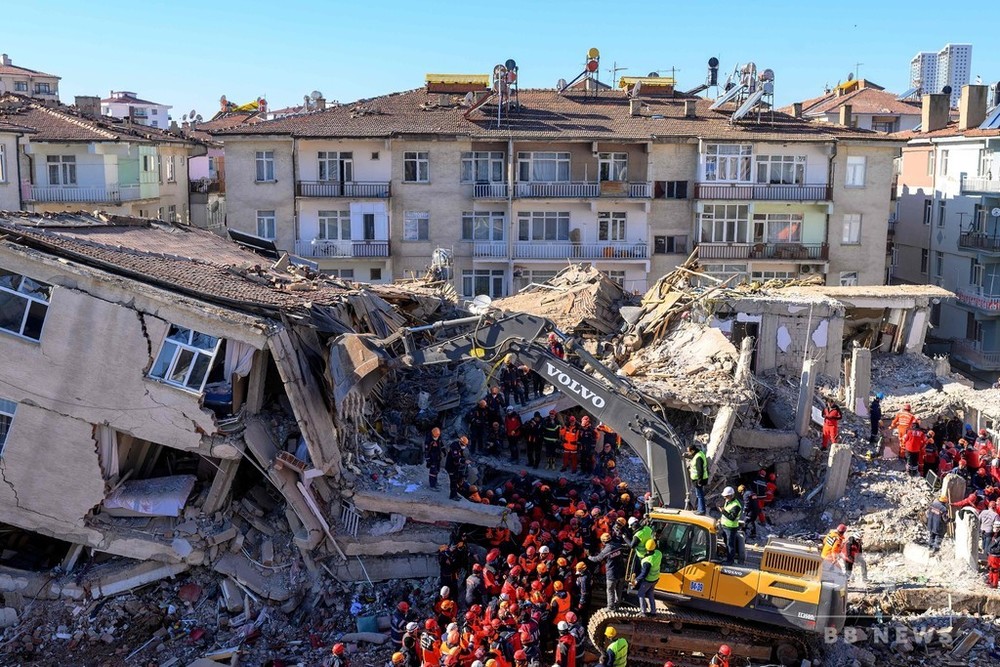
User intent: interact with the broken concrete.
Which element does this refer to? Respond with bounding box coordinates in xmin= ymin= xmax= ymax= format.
xmin=821 ymin=442 xmax=852 ymax=505
xmin=795 ymin=359 xmax=817 ymax=439
xmin=730 ymin=428 xmax=800 ymax=450
xmin=89 ymin=560 xmax=189 ymax=599
xmin=351 ymin=488 xmax=522 ymax=534
xmin=212 ymin=553 xmax=292 ymax=602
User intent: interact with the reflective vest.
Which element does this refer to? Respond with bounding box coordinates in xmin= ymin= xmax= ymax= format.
xmin=721 ymin=499 xmax=742 ymax=529
xmin=633 ymin=525 xmax=653 ymax=557
xmin=551 ymin=592 xmax=571 ymax=624
xmin=607 ymin=637 xmax=629 ymax=667
xmin=641 ymin=549 xmax=662 ymax=582
xmin=543 ymin=421 xmax=561 ymax=445
xmin=821 ymin=530 xmax=843 ymax=561
xmin=689 ymin=450 xmax=708 ymax=481
xmin=561 ymin=426 xmax=579 ymax=452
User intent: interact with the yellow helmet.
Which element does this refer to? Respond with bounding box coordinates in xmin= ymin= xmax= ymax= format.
xmin=392 ymin=652 xmax=405 ymax=665
xmin=645 ymin=539 xmax=657 ymax=552
xmin=605 ymin=626 xmax=617 ymax=638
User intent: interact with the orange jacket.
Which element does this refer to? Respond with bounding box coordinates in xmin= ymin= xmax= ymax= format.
xmin=560 ymin=426 xmax=579 ymax=452
xmin=890 ymin=411 xmax=916 ymax=439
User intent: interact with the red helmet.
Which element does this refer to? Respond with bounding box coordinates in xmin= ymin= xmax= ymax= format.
xmin=397 ymin=601 xmax=409 ymax=613
xmin=332 ymin=643 xmax=345 ymax=655
xmin=837 ymin=524 xmax=847 ymax=533
xmin=514 ymin=649 xmax=528 ymax=660
xmin=719 ymin=644 xmax=732 ymax=656
xmin=980 ymin=428 xmax=988 ymax=437
xmin=425 ymin=619 xmax=439 ymax=631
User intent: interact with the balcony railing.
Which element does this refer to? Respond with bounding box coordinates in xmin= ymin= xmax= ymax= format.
xmin=512 ymin=242 xmax=648 ymax=260
xmin=956 ymin=288 xmax=1000 ymax=312
xmin=295 ymin=181 xmax=390 ymax=198
xmin=697 ymin=242 xmax=829 ymax=261
xmin=190 ymin=178 xmax=224 ymax=194
xmin=25 ymin=183 xmax=144 ymax=203
xmin=472 ymin=183 xmax=509 ymax=198
xmin=512 ymin=181 xmax=652 ymax=198
xmin=960 ymin=175 xmax=1000 ymax=194
xmin=472 ymin=242 xmax=507 ymax=258
xmin=694 ymin=183 xmax=832 ymax=201
xmin=958 ymin=232 xmax=1000 ymax=253
xmin=294 ymin=239 xmax=390 ymax=258
xmin=952 ymin=339 xmax=1000 ymax=371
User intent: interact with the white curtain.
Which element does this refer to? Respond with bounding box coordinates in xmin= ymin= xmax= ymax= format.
xmin=97 ymin=425 xmax=119 ymax=479
xmin=224 ymin=340 xmax=256 ymax=379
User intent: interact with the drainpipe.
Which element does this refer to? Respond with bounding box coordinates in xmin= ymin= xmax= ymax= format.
xmin=14 ymin=133 xmax=24 ymax=210
xmin=291 ymin=137 xmax=299 ymax=252
xmin=826 ymin=141 xmax=837 ymax=283
xmin=507 ymin=136 xmax=515 ymax=295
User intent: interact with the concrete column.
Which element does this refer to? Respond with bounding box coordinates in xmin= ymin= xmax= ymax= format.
xmin=706 ymin=406 xmax=737 ymax=478
xmin=820 ymin=442 xmax=852 ymax=505
xmin=905 ymin=307 xmax=930 ymax=353
xmin=847 ymin=347 xmax=872 ymax=417
xmin=795 ymin=360 xmax=817 ymax=438
xmin=953 ymin=510 xmax=979 ymax=571
xmin=203 ymin=458 xmax=241 ymax=515
xmin=774 ymin=460 xmax=793 ymax=497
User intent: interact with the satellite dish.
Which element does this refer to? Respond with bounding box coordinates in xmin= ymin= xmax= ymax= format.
xmin=463 ymin=91 xmax=475 ymax=106
xmin=648 ymin=72 xmax=659 ymax=78
xmin=761 ymin=69 xmax=774 ymax=82
xmin=469 ymin=294 xmax=493 ymax=315
xmin=505 ymin=59 xmax=517 ymax=71
xmin=847 ymin=72 xmax=854 ymax=81
xmin=708 ymin=57 xmax=720 ymax=68
xmin=311 ymin=90 xmax=322 ymax=100
xmin=991 ymin=207 xmax=1000 ymax=218
xmin=588 ymin=47 xmax=600 ymax=59
xmin=181 ymin=114 xmax=188 ymax=121
xmin=557 ymin=78 xmax=568 ymax=91
xmin=195 ymin=114 xmax=202 ymax=122
xmin=942 ymin=85 xmax=953 ymax=95
xmin=632 ymin=81 xmax=642 ymax=98
xmin=189 ymin=109 xmax=197 ymax=118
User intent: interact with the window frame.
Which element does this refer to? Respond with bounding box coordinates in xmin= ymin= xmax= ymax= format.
xmin=597 ymin=211 xmax=627 ymax=242
xmin=752 ymin=213 xmax=803 ymax=244
xmin=46 ymin=155 xmax=77 ymax=186
xmin=517 ymin=211 xmax=570 ymax=241
xmin=698 ymin=204 xmax=750 ymax=243
xmin=703 ymin=144 xmax=752 ymax=183
xmin=934 ymin=250 xmax=944 ymax=279
xmin=34 ymin=82 xmax=51 ymax=94
xmin=255 ymin=150 xmax=276 ymax=182
xmin=845 ymin=156 xmax=867 ymax=188
xmin=0 ymin=397 xmax=15 ymax=455
xmin=0 ymin=144 xmax=5 ymax=182
xmin=256 ymin=210 xmax=276 ymax=239
xmin=517 ymin=152 xmax=571 ymax=183
xmin=936 ymin=199 xmax=946 ymax=227
xmin=839 ymin=271 xmax=859 ymax=287
xmin=598 ymin=152 xmax=628 ymax=182
xmin=923 ymin=199 xmax=932 ymax=225
xmin=0 ymin=269 xmax=52 ymax=342
xmin=940 ymin=150 xmax=949 ymax=176
xmin=318 ymin=151 xmax=354 ymax=182
xmin=754 ymin=155 xmax=806 ymax=185
xmin=13 ymin=81 xmax=28 ymax=92
xmin=927 ymin=151 xmax=935 ymax=177
xmin=403 ymin=151 xmax=430 ymax=183
xmin=461 ymin=211 xmax=505 ymax=241
xmin=920 ymin=249 xmax=929 ymax=274
xmin=318 ymin=210 xmax=351 ymax=241
xmin=148 ymin=325 xmax=222 ymax=394
xmin=462 ymin=269 xmax=505 ymax=298
xmin=461 ymin=151 xmax=505 ymax=184
xmin=165 ymin=155 xmax=176 ymax=182
xmin=841 ymin=213 xmax=862 ymax=245
xmin=403 ymin=211 xmax=430 ymax=241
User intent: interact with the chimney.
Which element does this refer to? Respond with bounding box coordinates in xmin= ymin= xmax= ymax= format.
xmin=838 ymin=104 xmax=852 ymax=127
xmin=792 ymin=102 xmax=803 ymax=118
xmin=958 ymin=84 xmax=988 ymax=131
xmin=921 ymin=93 xmax=950 ymax=133
xmin=316 ymin=96 xmax=326 ymax=111
xmin=629 ymin=98 xmax=642 ymax=117
xmin=74 ymin=95 xmax=101 ymax=118
xmin=684 ymin=99 xmax=697 ymax=118
xmin=1 ymin=54 xmax=10 ymax=67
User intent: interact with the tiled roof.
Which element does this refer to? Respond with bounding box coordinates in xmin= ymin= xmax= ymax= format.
xmin=214 ymin=88 xmax=901 ymax=144
xmin=802 ymin=87 xmax=921 ymax=117
xmin=892 ymin=122 xmax=1000 ymax=140
xmin=0 ymin=63 xmax=60 ymax=79
xmin=0 ymin=119 xmax=35 ymax=134
xmin=100 ymin=94 xmax=166 ymax=106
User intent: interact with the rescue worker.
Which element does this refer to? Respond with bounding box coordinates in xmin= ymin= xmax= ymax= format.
xmin=389 ymin=652 xmax=405 ymax=667
xmin=445 ymin=436 xmax=469 ymax=501
xmin=890 ymin=403 xmax=917 ymax=455
xmin=549 ymin=580 xmax=571 ymax=629
xmin=821 ymin=398 xmax=842 ymax=450
xmin=329 ymin=643 xmax=348 ymax=667
xmin=485 ymin=421 xmax=503 ymax=457
xmin=842 ymin=533 xmax=868 ymax=587
xmin=927 ymin=494 xmax=950 ymax=553
xmin=987 ymin=528 xmax=1000 ymax=588
xmin=425 ymin=427 xmax=443 ymax=490
xmin=978 ymin=501 xmax=999 ymax=557
xmin=485 ymin=385 xmax=508 ymax=425
xmin=500 ymin=359 xmax=524 ymax=406
xmin=718 ymin=486 xmax=742 ymax=565
xmin=709 ymin=644 xmax=732 ymax=667
xmin=577 ymin=415 xmax=597 ymax=475
xmin=588 ymin=532 xmax=626 ymax=610
xmin=636 ymin=538 xmax=662 ymax=617
xmin=523 ymin=412 xmax=543 ymax=469
xmin=505 ymin=407 xmax=523 ymax=463
xmin=543 ymin=411 xmax=561 ymax=470
xmin=687 ymin=444 xmax=709 ymax=515
xmin=468 ymin=399 xmax=490 ymax=455
xmin=561 ymin=416 xmax=580 ymax=473
xmin=390 ymin=601 xmax=413 ymax=643
xmin=547 ymin=332 xmax=565 ymax=359
xmin=903 ymin=422 xmax=926 ymax=476
xmin=739 ymin=484 xmax=763 ymax=539
xmin=599 ymin=626 xmax=628 ymax=667
xmin=555 ymin=620 xmax=577 ymax=667
xmin=821 ymin=524 xmax=847 ymax=565
xmin=418 ymin=619 xmax=441 ymax=667
xmin=869 ymin=392 xmax=883 ymax=443
xmin=629 ymin=516 xmax=653 ymax=577
xmin=572 ymin=561 xmax=591 ymax=613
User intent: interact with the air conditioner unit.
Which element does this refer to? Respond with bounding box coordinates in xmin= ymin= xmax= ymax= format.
xmin=799 ymin=264 xmax=824 ymax=274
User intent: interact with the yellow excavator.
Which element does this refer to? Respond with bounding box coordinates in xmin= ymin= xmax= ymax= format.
xmin=331 ymin=310 xmax=846 ymax=666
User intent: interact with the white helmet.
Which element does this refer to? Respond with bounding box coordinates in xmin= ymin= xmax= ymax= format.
xmin=440 ymin=586 xmax=450 ymax=598
xmin=539 ymin=546 xmax=550 ymax=554
xmin=627 ymin=517 xmax=639 ymax=527
xmin=472 ymin=662 xmax=485 ymax=667
xmin=557 ymin=620 xmax=569 ymax=632
xmin=722 ymin=486 xmax=736 ymax=497
xmin=406 ymin=622 xmax=418 ymax=632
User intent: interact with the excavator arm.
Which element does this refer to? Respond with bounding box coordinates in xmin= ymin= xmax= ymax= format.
xmin=330 ymin=310 xmax=690 ymax=508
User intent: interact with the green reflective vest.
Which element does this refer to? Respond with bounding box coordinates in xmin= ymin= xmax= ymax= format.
xmin=608 ymin=637 xmax=629 ymax=667
xmin=721 ymin=498 xmax=742 ymax=529
xmin=633 ymin=525 xmax=653 ymax=557
xmin=642 ymin=549 xmax=662 ymax=582
xmin=689 ymin=450 xmax=708 ymax=481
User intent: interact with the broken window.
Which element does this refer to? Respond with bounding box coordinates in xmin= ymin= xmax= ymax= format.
xmin=0 ymin=397 xmax=16 ymax=454
xmin=0 ymin=269 xmax=52 ymax=341
xmin=149 ymin=325 xmax=222 ymax=393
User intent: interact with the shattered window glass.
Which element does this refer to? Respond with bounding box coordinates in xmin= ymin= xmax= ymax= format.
xmin=0 ymin=397 xmax=16 ymax=451
xmin=149 ymin=323 xmax=222 ymax=393
xmin=0 ymin=269 xmax=51 ymax=341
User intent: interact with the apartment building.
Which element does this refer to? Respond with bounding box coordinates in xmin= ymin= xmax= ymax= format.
xmin=101 ymin=91 xmax=172 ymax=128
xmin=910 ymin=44 xmax=973 ymax=106
xmin=894 ymin=85 xmax=1000 ymax=380
xmin=0 ymin=94 xmax=203 ymax=221
xmin=0 ymin=53 xmax=60 ymax=102
xmin=215 ymin=81 xmax=901 ymax=296
xmin=783 ymin=79 xmax=922 ymax=133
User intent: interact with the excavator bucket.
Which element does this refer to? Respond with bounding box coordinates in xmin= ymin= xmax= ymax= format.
xmin=328 ymin=333 xmax=391 ymax=415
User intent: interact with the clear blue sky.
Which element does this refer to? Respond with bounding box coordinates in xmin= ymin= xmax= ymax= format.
xmin=4 ymin=1 xmax=996 ymax=120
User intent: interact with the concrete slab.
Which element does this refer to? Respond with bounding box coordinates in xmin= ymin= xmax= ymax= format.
xmin=730 ymin=428 xmax=799 ymax=450
xmin=212 ymin=553 xmax=291 ymax=601
xmin=352 ymin=488 xmax=522 ymax=534
xmin=324 ymin=554 xmax=439 ymax=583
xmin=88 ymin=560 xmax=189 ymax=599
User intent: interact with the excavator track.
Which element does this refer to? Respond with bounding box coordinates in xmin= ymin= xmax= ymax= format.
xmin=587 ymin=603 xmax=811 ymax=666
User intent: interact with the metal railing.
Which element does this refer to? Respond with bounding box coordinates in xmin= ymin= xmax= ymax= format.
xmin=956 ymin=288 xmax=1000 ymax=312
xmin=960 ymin=175 xmax=1000 ymax=194
xmin=472 ymin=242 xmax=507 ymax=258
xmin=627 ymin=181 xmax=653 ymax=198
xmin=696 ymin=242 xmax=829 ymax=261
xmin=512 ymin=181 xmax=652 ymax=198
xmin=294 ymin=239 xmax=390 ymax=258
xmin=694 ymin=183 xmax=832 ymax=201
xmin=512 ymin=241 xmax=648 ymax=260
xmin=952 ymin=339 xmax=1000 ymax=370
xmin=472 ymin=182 xmax=509 ymax=198
xmin=958 ymin=232 xmax=1000 ymax=252
xmin=25 ymin=183 xmax=144 ymax=203
xmin=190 ymin=179 xmax=224 ymax=194
xmin=295 ymin=181 xmax=391 ymax=198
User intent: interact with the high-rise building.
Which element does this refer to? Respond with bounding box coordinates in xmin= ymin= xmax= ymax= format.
xmin=910 ymin=44 xmax=972 ymax=106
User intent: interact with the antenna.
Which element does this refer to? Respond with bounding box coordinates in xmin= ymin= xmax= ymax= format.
xmin=854 ymin=62 xmax=863 ymax=80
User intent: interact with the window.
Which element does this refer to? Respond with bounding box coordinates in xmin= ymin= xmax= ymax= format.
xmin=328 ymin=268 xmax=355 ymax=280
xmin=46 ymin=155 xmax=76 ymax=185
xmin=371 ymin=151 xmax=380 ymax=161
xmin=462 ymin=269 xmax=505 ymax=298
xmin=698 ymin=204 xmax=749 ymax=243
xmin=461 ymin=151 xmax=504 ymax=183
xmin=318 ymin=151 xmax=353 ymax=182
xmin=973 ymin=204 xmax=985 ymax=232
xmin=151 ymin=108 xmax=158 ymax=116
xmin=514 ymin=269 xmax=557 ymax=292
xmin=923 ymin=199 xmax=932 ymax=225
xmin=318 ymin=210 xmax=351 ymax=240
xmin=934 ymin=251 xmax=944 ymax=279
xmin=13 ymin=81 xmax=27 ymax=92
xmin=937 ymin=200 xmax=946 ymax=227
xmin=166 ymin=156 xmax=175 ymax=182
xmin=167 ymin=205 xmax=176 ymax=222
xmin=980 ymin=150 xmax=993 ymax=178
xmin=157 ymin=207 xmax=166 ymax=220
xmin=598 ymin=152 xmax=628 ymax=182
xmin=255 ymin=150 xmax=275 ymax=182
xmin=517 ymin=152 xmax=570 ymax=182
xmin=752 ymin=213 xmax=802 ymax=243
xmin=369 ymin=268 xmax=382 ymax=281
xmin=839 ymin=271 xmax=859 ymax=286
xmin=871 ymin=119 xmax=897 ymax=133
xmin=927 ymin=151 xmax=935 ymax=177
xmin=403 ymin=151 xmax=429 ymax=182
xmin=0 ymin=145 xmax=5 ymax=182
xmin=703 ymin=144 xmax=752 ymax=182
xmin=256 ymin=210 xmax=276 ymax=239
xmin=0 ymin=397 xmax=15 ymax=454
xmin=598 ymin=212 xmax=627 ymax=241
xmin=0 ymin=270 xmax=51 ymax=341
xmin=920 ymin=249 xmax=929 ymax=273
xmin=208 ymin=157 xmax=216 ymax=177
xmin=841 ymin=214 xmax=862 ymax=245
xmin=653 ymin=235 xmax=688 ymax=254
xmin=653 ymin=180 xmax=688 ymax=199
xmin=157 ymin=154 xmax=163 ymax=183
xmin=150 ymin=121 xmax=158 ymax=128
xmin=34 ymin=82 xmax=51 ymax=94
xmin=940 ymin=150 xmax=949 ymax=176
xmin=845 ymin=156 xmax=867 ymax=187
xmin=517 ymin=212 xmax=570 ymax=241
xmin=700 ymin=263 xmax=748 ymax=282
xmin=604 ymin=270 xmax=626 ymax=287
xmin=462 ymin=211 xmax=505 ymax=241
xmin=403 ymin=211 xmax=429 ymax=241
xmin=751 ymin=270 xmax=796 ymax=280
xmin=363 ymin=213 xmax=376 ymax=240
xmin=971 ymin=258 xmax=984 ymax=288
xmin=149 ymin=325 xmax=221 ymax=393
xmin=755 ymin=155 xmax=806 ymax=185
xmin=141 ymin=154 xmax=153 ymax=173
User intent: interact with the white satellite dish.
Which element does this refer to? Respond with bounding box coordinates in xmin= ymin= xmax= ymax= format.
xmin=557 ymin=78 xmax=568 ymax=91
xmin=631 ymin=81 xmax=642 ymax=98
xmin=195 ymin=114 xmax=202 ymax=122
xmin=181 ymin=114 xmax=188 ymax=121
xmin=463 ymin=91 xmax=475 ymax=106
xmin=991 ymin=207 xmax=1000 ymax=218
xmin=189 ymin=109 xmax=196 ymax=118
xmin=311 ymin=90 xmax=323 ymax=100
xmin=469 ymin=294 xmax=493 ymax=315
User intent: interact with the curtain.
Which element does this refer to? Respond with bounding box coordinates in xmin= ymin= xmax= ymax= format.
xmin=97 ymin=424 xmax=119 ymax=479
xmin=224 ymin=340 xmax=256 ymax=379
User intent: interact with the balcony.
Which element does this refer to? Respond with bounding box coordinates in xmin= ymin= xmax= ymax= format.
xmin=952 ymin=339 xmax=1000 ymax=371
xmin=960 ymin=175 xmax=1000 ymax=194
xmin=294 ymin=240 xmax=390 ymax=259
xmin=958 ymin=232 xmax=1000 ymax=253
xmin=956 ymin=288 xmax=1000 ymax=313
xmin=25 ymin=183 xmax=143 ymax=204
xmin=472 ymin=242 xmax=507 ymax=258
xmin=472 ymin=183 xmax=509 ymax=199
xmin=295 ymin=181 xmax=390 ymax=198
xmin=512 ymin=181 xmax=652 ymax=199
xmin=190 ymin=178 xmax=225 ymax=194
xmin=694 ymin=183 xmax=832 ymax=201
xmin=512 ymin=242 xmax=648 ymax=260
xmin=697 ymin=242 xmax=829 ymax=261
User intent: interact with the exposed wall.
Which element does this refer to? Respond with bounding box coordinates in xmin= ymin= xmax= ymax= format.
xmin=222 ymin=137 xmax=295 ymax=249
xmin=648 ymin=141 xmax=697 ymax=279
xmin=0 ymin=132 xmax=20 ymax=210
